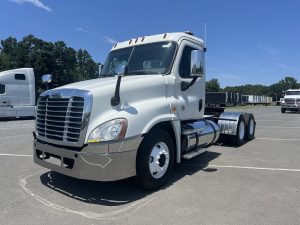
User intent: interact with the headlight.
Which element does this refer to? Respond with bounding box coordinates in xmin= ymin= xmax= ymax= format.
xmin=87 ymin=118 xmax=127 ymax=143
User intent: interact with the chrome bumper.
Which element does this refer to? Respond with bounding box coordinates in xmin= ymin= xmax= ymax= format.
xmin=281 ymin=103 xmax=300 ymax=109
xmin=33 ymin=136 xmax=143 ymax=181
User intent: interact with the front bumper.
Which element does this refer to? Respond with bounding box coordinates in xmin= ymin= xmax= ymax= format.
xmin=281 ymin=103 xmax=300 ymax=109
xmin=33 ymin=135 xmax=143 ymax=181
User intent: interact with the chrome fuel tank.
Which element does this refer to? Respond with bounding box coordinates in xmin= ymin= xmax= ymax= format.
xmin=181 ymin=119 xmax=220 ymax=152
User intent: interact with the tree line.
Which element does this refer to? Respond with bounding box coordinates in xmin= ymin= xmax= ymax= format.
xmin=0 ymin=35 xmax=100 ymax=91
xmin=206 ymin=77 xmax=300 ymax=100
xmin=1 ymin=35 xmax=298 ymax=100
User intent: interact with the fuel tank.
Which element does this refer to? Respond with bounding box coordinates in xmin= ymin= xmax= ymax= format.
xmin=181 ymin=119 xmax=220 ymax=152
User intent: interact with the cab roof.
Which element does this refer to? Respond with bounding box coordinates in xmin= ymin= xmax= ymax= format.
xmin=111 ymin=32 xmax=205 ymax=51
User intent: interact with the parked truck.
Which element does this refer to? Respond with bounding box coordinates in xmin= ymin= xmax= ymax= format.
xmin=33 ymin=32 xmax=256 ymax=189
xmin=281 ymin=89 xmax=300 ymax=113
xmin=0 ymin=68 xmax=36 ymax=118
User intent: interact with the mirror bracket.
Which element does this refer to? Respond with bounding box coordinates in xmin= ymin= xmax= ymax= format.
xmin=181 ymin=77 xmax=198 ymax=91
xmin=111 ymin=65 xmax=127 ymax=107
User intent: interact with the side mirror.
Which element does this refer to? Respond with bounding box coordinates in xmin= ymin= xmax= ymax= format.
xmin=190 ymin=50 xmax=205 ymax=77
xmin=114 ymin=64 xmax=127 ymax=76
xmin=42 ymin=74 xmax=52 ymax=83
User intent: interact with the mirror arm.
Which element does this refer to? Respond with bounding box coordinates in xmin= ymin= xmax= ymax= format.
xmin=111 ymin=75 xmax=122 ymax=106
xmin=181 ymin=77 xmax=198 ymax=91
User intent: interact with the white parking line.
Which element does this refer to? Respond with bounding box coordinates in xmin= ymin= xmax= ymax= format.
xmin=257 ymin=126 xmax=300 ymax=129
xmin=256 ymin=138 xmax=300 ymax=141
xmin=256 ymin=120 xmax=300 ymax=122
xmin=19 ymin=172 xmax=156 ymax=220
xmin=184 ymin=164 xmax=300 ymax=172
xmin=0 ymin=153 xmax=32 ymax=157
xmin=254 ymin=113 xmax=279 ymax=116
xmin=207 ymin=164 xmax=300 ymax=172
xmin=0 ymin=134 xmax=32 ymax=139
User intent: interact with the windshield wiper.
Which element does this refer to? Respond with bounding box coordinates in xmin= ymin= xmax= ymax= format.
xmin=98 ymin=74 xmax=114 ymax=78
xmin=126 ymin=71 xmax=161 ymax=75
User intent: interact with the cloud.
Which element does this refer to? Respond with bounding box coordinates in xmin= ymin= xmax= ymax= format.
xmin=11 ymin=0 xmax=52 ymax=12
xmin=261 ymin=45 xmax=280 ymax=56
xmin=102 ymin=36 xmax=118 ymax=44
xmin=74 ymin=27 xmax=89 ymax=33
xmin=74 ymin=26 xmax=118 ymax=44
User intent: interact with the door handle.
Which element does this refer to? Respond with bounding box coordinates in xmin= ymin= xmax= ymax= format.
xmin=199 ymin=99 xmax=203 ymax=111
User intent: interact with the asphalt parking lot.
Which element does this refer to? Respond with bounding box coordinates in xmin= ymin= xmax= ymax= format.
xmin=0 ymin=106 xmax=299 ymax=225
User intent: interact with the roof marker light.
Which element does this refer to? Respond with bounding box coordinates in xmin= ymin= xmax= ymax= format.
xmin=184 ymin=31 xmax=194 ymax=36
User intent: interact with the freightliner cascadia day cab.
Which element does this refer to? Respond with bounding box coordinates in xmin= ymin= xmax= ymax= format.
xmin=281 ymin=89 xmax=300 ymax=113
xmin=0 ymin=68 xmax=36 ymax=118
xmin=33 ymin=32 xmax=256 ymax=189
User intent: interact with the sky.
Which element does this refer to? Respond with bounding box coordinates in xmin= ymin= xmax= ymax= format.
xmin=0 ymin=0 xmax=300 ymax=87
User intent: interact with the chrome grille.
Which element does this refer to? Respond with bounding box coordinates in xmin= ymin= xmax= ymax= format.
xmin=36 ymin=96 xmax=84 ymax=143
xmin=284 ymin=98 xmax=295 ymax=104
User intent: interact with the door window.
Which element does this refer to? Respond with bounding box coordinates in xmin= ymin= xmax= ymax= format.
xmin=15 ymin=74 xmax=26 ymax=80
xmin=0 ymin=84 xmax=5 ymax=94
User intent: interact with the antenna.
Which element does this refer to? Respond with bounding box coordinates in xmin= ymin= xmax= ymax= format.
xmin=204 ymin=22 xmax=207 ymax=52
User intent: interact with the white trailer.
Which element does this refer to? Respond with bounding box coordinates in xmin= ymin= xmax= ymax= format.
xmin=0 ymin=68 xmax=36 ymax=118
xmin=242 ymin=94 xmax=272 ymax=105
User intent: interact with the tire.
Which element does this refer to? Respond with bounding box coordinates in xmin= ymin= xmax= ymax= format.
xmin=136 ymin=129 xmax=174 ymax=190
xmin=281 ymin=108 xmax=286 ymax=113
xmin=246 ymin=114 xmax=255 ymax=141
xmin=231 ymin=115 xmax=246 ymax=146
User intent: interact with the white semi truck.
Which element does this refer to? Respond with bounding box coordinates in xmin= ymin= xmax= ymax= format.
xmin=0 ymin=68 xmax=36 ymax=118
xmin=33 ymin=32 xmax=256 ymax=189
xmin=281 ymin=89 xmax=300 ymax=113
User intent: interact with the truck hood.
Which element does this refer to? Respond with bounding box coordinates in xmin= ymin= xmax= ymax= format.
xmin=58 ymin=76 xmax=129 ymax=94
xmin=51 ymin=74 xmax=172 ymax=140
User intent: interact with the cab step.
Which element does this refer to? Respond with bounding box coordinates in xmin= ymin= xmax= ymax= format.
xmin=182 ymin=148 xmax=207 ymax=159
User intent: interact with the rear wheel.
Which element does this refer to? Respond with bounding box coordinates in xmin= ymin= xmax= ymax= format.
xmin=281 ymin=108 xmax=286 ymax=113
xmin=136 ymin=129 xmax=174 ymax=190
xmin=246 ymin=114 xmax=256 ymax=141
xmin=231 ymin=115 xmax=246 ymax=146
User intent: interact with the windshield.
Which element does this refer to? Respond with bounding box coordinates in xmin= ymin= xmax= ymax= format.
xmin=100 ymin=42 xmax=176 ymax=76
xmin=286 ymin=91 xmax=300 ymax=95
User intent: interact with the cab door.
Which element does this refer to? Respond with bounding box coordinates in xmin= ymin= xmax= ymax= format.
xmin=175 ymin=40 xmax=205 ymax=120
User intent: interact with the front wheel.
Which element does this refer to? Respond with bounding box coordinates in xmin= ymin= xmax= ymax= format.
xmin=136 ymin=129 xmax=174 ymax=190
xmin=281 ymin=108 xmax=286 ymax=113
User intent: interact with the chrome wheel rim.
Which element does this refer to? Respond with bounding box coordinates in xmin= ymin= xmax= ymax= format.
xmin=239 ymin=121 xmax=245 ymax=140
xmin=149 ymin=142 xmax=170 ymax=179
xmin=249 ymin=119 xmax=255 ymax=135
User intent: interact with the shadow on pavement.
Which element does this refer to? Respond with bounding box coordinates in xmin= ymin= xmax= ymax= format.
xmin=0 ymin=117 xmax=35 ymax=122
xmin=40 ymin=151 xmax=221 ymax=206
